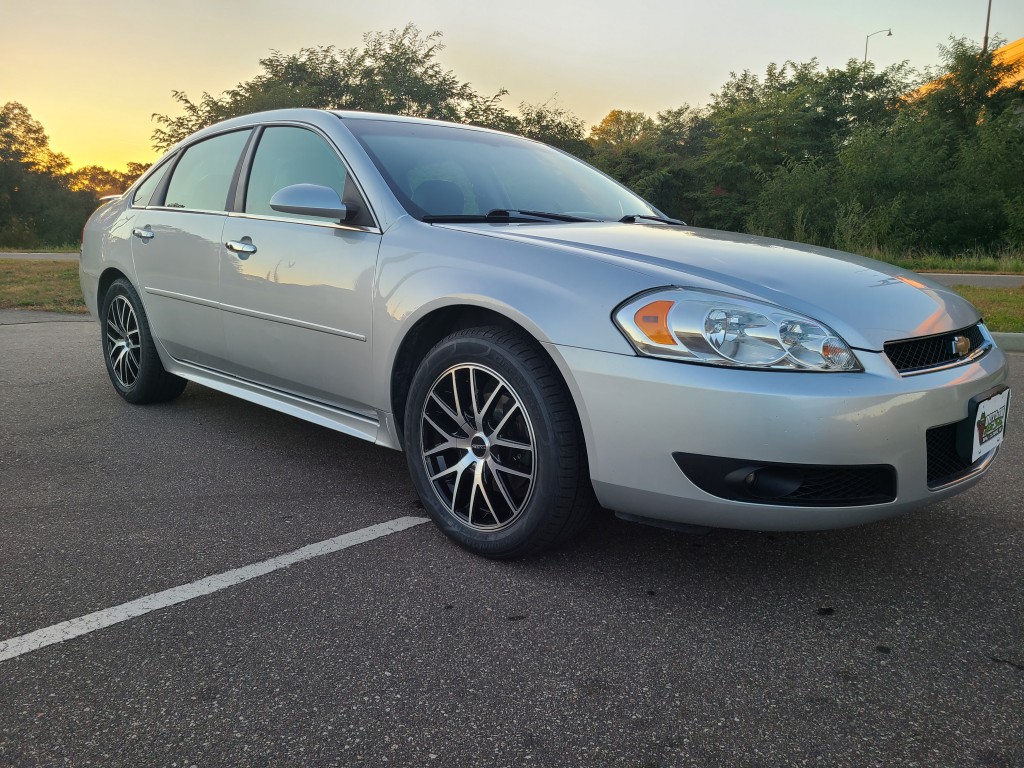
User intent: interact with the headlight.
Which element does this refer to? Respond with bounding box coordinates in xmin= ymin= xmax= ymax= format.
xmin=614 ymin=288 xmax=861 ymax=372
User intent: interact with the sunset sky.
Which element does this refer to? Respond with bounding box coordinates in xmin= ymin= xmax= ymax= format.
xmin=2 ymin=0 xmax=1022 ymax=171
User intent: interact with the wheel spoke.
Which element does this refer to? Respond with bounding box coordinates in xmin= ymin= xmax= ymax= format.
xmin=429 ymin=452 xmax=474 ymax=483
xmin=487 ymin=456 xmax=531 ymax=480
xmin=423 ymin=438 xmax=457 ymax=457
xmin=450 ymin=370 xmax=465 ymax=425
xmin=478 ymin=381 xmax=504 ymax=426
xmin=423 ymin=413 xmax=458 ymax=442
xmin=449 ymin=458 xmax=473 ymax=515
xmin=487 ymin=402 xmax=520 ymax=441
xmin=118 ymin=300 xmax=129 ymax=336
xmin=493 ymin=437 xmax=532 ymax=451
xmin=476 ymin=471 xmax=500 ymax=525
xmin=126 ymin=350 xmax=140 ymax=377
xmin=429 ymin=392 xmax=463 ymax=429
xmin=470 ymin=368 xmax=482 ymax=431
xmin=468 ymin=462 xmax=482 ymax=525
xmin=489 ymin=466 xmax=519 ymax=514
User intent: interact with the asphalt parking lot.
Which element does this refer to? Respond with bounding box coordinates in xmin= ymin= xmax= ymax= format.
xmin=1 ymin=312 xmax=1021 ymax=767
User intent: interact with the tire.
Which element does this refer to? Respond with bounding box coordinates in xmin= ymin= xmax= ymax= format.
xmin=100 ymin=278 xmax=187 ymax=404
xmin=403 ymin=326 xmax=595 ymax=558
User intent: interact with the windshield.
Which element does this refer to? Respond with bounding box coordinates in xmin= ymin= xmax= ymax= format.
xmin=344 ymin=118 xmax=659 ymax=222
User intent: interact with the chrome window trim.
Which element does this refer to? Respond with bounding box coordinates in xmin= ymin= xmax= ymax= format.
xmin=225 ymin=210 xmax=381 ymax=235
xmin=135 ymin=206 xmax=227 ymax=217
xmin=131 ymin=205 xmax=381 ymax=234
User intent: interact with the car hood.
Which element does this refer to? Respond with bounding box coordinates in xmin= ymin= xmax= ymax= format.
xmin=439 ymin=222 xmax=980 ymax=351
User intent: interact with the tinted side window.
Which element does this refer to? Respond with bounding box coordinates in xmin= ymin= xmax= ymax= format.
xmin=164 ymin=130 xmax=250 ymax=212
xmin=132 ymin=160 xmax=172 ymax=207
xmin=245 ymin=127 xmax=360 ymax=223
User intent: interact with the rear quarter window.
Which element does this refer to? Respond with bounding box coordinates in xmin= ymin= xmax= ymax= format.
xmin=131 ymin=161 xmax=172 ymax=207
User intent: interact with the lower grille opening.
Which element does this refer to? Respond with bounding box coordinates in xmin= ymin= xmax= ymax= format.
xmin=926 ymin=422 xmax=985 ymax=488
xmin=673 ymin=453 xmax=897 ymax=507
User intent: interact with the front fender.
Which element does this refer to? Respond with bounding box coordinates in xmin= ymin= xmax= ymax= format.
xmin=370 ymin=219 xmax=652 ymax=413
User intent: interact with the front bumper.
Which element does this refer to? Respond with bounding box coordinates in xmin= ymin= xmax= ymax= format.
xmin=548 ymin=342 xmax=1009 ymax=530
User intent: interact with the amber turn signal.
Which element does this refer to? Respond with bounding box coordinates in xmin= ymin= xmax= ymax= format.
xmin=633 ymin=300 xmax=677 ymax=345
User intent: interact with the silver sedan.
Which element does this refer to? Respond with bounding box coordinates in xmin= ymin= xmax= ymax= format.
xmin=80 ymin=109 xmax=1010 ymax=557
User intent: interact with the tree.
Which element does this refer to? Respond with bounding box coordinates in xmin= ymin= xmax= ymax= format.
xmin=590 ymin=110 xmax=656 ymax=147
xmin=0 ymin=102 xmax=97 ymax=247
xmin=70 ymin=163 xmax=150 ymax=197
xmin=152 ymin=25 xmax=509 ymax=150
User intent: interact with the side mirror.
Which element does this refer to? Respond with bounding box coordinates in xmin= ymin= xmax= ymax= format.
xmin=269 ymin=183 xmax=358 ymax=222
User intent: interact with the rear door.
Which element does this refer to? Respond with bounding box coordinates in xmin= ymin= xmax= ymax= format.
xmin=130 ymin=129 xmax=251 ymax=367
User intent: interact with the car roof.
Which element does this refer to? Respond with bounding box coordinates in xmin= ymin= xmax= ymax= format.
xmin=188 ymin=108 xmax=507 ymax=141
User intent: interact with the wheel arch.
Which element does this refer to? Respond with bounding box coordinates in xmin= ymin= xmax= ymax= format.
xmin=388 ymin=303 xmax=584 ymax=449
xmin=97 ymin=266 xmax=131 ymax=309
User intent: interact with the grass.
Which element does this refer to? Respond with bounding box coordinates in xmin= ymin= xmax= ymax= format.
xmin=856 ymin=247 xmax=1024 ymax=274
xmin=950 ymin=285 xmax=1024 ymax=333
xmin=0 ymin=245 xmax=78 ymax=253
xmin=1 ymin=258 xmax=1021 ymax=333
xmin=0 ymin=259 xmax=87 ymax=313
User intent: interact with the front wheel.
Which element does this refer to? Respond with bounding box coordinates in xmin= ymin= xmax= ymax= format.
xmin=404 ymin=326 xmax=595 ymax=558
xmin=100 ymin=278 xmax=187 ymax=404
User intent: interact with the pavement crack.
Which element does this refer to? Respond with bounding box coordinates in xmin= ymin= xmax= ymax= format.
xmin=988 ymin=655 xmax=1024 ymax=671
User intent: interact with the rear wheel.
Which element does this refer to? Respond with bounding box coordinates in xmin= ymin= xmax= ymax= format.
xmin=100 ymin=278 xmax=186 ymax=404
xmin=404 ymin=326 xmax=595 ymax=558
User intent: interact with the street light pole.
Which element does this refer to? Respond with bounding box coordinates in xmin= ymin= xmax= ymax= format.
xmin=864 ymin=28 xmax=893 ymax=64
xmin=982 ymin=0 xmax=992 ymax=52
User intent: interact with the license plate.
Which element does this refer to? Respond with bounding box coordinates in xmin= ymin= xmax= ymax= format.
xmin=971 ymin=388 xmax=1010 ymax=462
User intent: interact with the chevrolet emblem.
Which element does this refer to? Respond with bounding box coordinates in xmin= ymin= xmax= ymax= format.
xmin=951 ymin=335 xmax=971 ymax=357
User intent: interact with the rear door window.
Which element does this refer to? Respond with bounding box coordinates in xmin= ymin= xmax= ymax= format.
xmin=164 ymin=130 xmax=250 ymax=212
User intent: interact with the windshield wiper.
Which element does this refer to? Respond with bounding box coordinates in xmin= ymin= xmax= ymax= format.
xmin=619 ymin=213 xmax=686 ymax=226
xmin=422 ymin=209 xmax=595 ymax=224
xmin=490 ymin=209 xmax=596 ymax=222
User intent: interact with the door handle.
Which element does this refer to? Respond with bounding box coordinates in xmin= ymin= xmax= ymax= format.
xmin=226 ymin=239 xmax=257 ymax=258
xmin=132 ymin=227 xmax=155 ymax=241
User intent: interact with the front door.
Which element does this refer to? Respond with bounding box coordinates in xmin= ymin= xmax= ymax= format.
xmin=218 ymin=126 xmax=381 ymax=414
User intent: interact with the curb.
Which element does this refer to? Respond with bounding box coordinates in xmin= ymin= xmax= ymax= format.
xmin=993 ymin=332 xmax=1024 ymax=353
xmin=921 ymin=273 xmax=1024 ymax=288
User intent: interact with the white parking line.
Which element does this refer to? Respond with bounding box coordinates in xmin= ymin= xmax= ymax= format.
xmin=0 ymin=516 xmax=429 ymax=663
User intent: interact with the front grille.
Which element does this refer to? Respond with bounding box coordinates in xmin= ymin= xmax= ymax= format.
xmin=673 ymin=453 xmax=896 ymax=507
xmin=884 ymin=323 xmax=986 ymax=374
xmin=926 ymin=422 xmax=980 ymax=488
